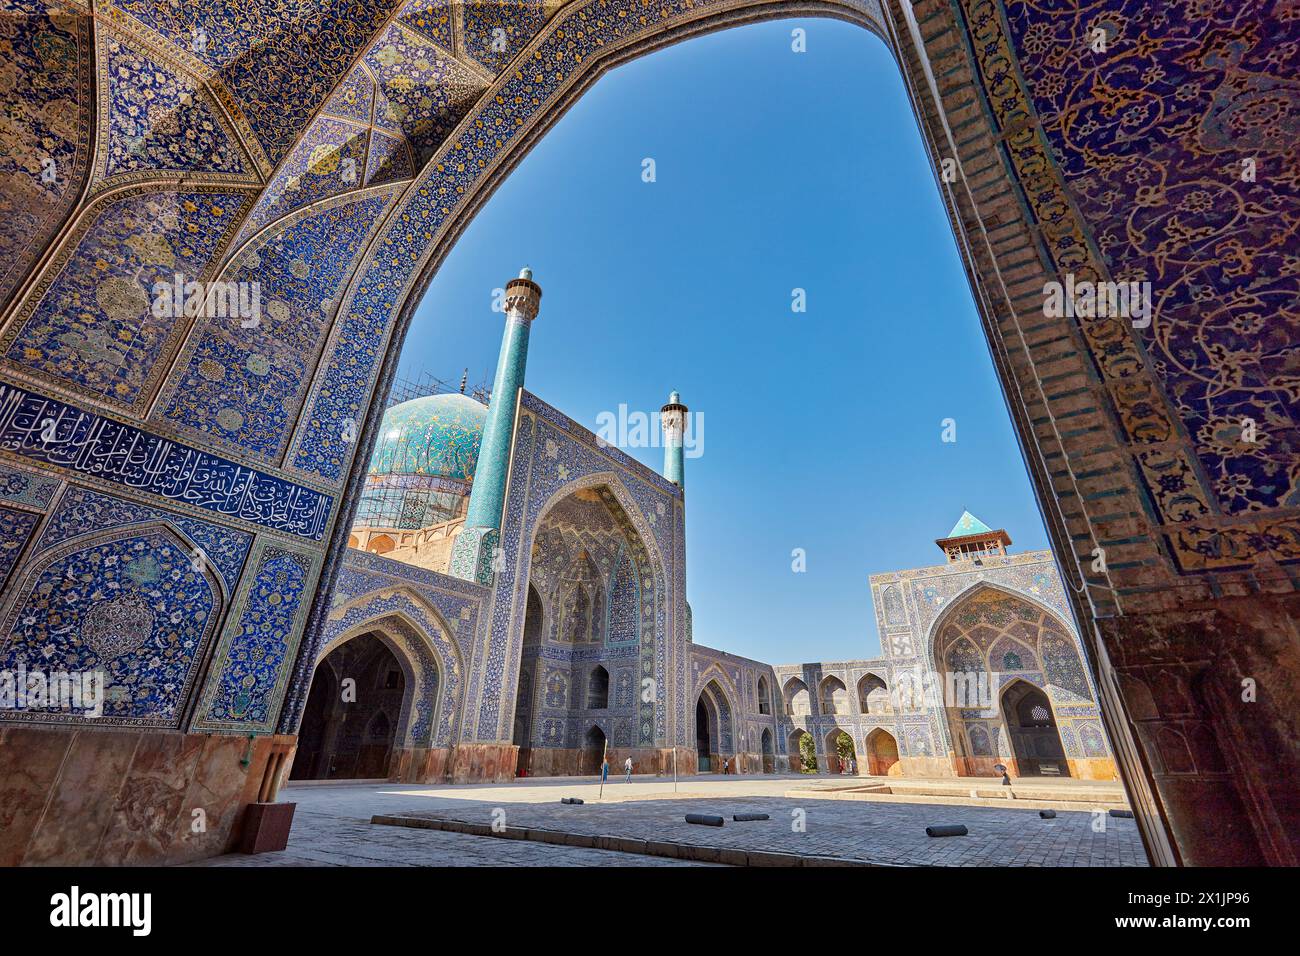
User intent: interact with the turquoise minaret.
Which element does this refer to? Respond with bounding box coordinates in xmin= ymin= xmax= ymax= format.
xmin=660 ymin=390 xmax=688 ymax=489
xmin=449 ymin=267 xmax=542 ymax=583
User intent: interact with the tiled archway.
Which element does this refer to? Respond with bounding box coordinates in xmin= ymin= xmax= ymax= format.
xmin=0 ymin=0 xmax=1295 ymax=866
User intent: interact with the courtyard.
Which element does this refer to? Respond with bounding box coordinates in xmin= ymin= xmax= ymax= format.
xmin=194 ymin=774 xmax=1147 ymax=868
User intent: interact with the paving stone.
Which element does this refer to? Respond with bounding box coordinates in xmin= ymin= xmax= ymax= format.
xmin=189 ymin=777 xmax=1146 ymax=867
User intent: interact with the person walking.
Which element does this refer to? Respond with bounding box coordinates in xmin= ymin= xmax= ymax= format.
xmin=624 ymin=756 xmax=633 ymax=782
xmin=600 ymin=755 xmax=609 ymax=784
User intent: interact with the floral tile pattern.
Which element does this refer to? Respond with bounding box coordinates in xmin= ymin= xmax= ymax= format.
xmin=0 ymin=2 xmax=94 ymax=308
xmin=320 ymin=62 xmax=375 ymax=124
xmin=460 ymin=0 xmax=549 ymax=76
xmin=196 ymin=544 xmax=315 ymax=731
xmin=365 ymin=129 xmax=414 ymax=185
xmin=235 ymin=117 xmax=372 ymax=244
xmin=1003 ymin=0 xmax=1300 ymax=517
xmin=2 ymin=187 xmax=252 ymax=411
xmin=0 ymin=504 xmax=39 ymax=591
xmin=397 ymin=0 xmax=454 ymax=51
xmin=163 ymin=189 xmax=397 ymax=462
xmin=365 ymin=21 xmax=486 ymax=164
xmin=99 ymin=31 xmax=253 ymax=183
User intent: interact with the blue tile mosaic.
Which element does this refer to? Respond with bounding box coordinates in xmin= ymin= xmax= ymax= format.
xmin=198 ymin=545 xmax=314 ymax=730
xmin=1 ymin=526 xmax=221 ymax=727
xmin=0 ymin=382 xmax=332 ymax=540
xmin=2 ymin=187 xmax=251 ymax=411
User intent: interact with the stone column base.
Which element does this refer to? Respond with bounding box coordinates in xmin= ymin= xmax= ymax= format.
xmin=448 ymin=743 xmax=518 ymax=783
xmin=0 ymin=724 xmax=296 ymax=866
xmin=290 ymin=744 xmax=522 ymax=785
xmin=1066 ymin=757 xmax=1120 ymax=781
xmin=896 ymin=756 xmax=958 ymax=777
xmin=390 ymin=746 xmax=452 ymax=783
xmin=1098 ymin=592 xmax=1300 ymax=866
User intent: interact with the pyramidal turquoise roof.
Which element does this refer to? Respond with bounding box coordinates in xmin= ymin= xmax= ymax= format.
xmin=947 ymin=511 xmax=994 ymax=538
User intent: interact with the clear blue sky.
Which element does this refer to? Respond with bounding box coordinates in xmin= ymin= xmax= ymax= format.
xmin=399 ymin=18 xmax=1050 ymax=663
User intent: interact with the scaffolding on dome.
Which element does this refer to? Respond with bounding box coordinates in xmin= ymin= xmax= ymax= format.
xmin=354 ymin=369 xmax=492 ymax=534
xmin=383 ymin=368 xmax=492 ymax=410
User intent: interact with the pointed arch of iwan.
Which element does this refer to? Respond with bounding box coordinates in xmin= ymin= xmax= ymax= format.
xmin=302 ymin=587 xmax=467 ymax=782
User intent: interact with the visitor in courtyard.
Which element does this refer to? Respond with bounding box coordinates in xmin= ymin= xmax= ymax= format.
xmin=624 ymin=756 xmax=633 ymax=782
xmin=600 ymin=756 xmax=609 ymax=784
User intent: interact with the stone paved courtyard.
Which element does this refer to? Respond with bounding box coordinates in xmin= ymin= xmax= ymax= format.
xmin=195 ymin=809 xmax=709 ymax=867
xmin=194 ymin=775 xmax=1147 ymax=867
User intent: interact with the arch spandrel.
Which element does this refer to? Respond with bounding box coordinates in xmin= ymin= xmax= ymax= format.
xmin=693 ymin=662 xmax=740 ymax=712
xmin=32 ymin=484 xmax=255 ymax=598
xmin=157 ymin=187 xmax=402 ymax=465
xmin=2 ymin=185 xmax=257 ymax=416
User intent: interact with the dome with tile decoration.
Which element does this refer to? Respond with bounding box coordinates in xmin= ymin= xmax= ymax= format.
xmin=355 ymin=392 xmax=487 ymax=530
xmin=367 ymin=392 xmax=486 ymax=481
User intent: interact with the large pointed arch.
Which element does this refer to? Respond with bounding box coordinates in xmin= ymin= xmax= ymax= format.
xmin=693 ymin=676 xmax=736 ymax=771
xmin=782 ymin=676 xmax=812 ymax=716
xmin=857 ymin=672 xmax=890 ymax=716
xmin=2 ymin=0 xmax=1288 ymax=868
xmin=508 ymin=470 xmax=669 ymax=749
xmin=926 ymin=581 xmax=1105 ymax=781
xmin=320 ymin=585 xmax=466 ymax=748
xmin=324 ymin=586 xmax=464 ymax=681
xmin=922 ymin=580 xmax=1079 ymax=678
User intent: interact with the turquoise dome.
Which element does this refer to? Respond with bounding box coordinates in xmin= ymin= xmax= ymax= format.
xmin=367 ymin=392 xmax=486 ymax=481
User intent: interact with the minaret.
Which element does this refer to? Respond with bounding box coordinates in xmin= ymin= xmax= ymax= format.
xmin=660 ymin=390 xmax=688 ymax=488
xmin=449 ymin=266 xmax=542 ymax=583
